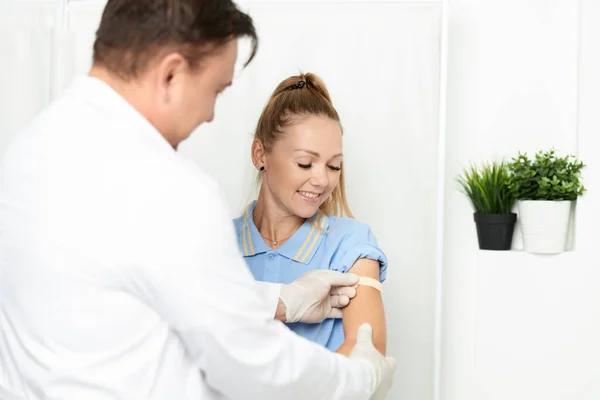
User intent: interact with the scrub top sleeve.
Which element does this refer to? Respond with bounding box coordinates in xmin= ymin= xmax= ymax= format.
xmin=130 ymin=175 xmax=374 ymax=400
xmin=333 ymin=225 xmax=388 ymax=283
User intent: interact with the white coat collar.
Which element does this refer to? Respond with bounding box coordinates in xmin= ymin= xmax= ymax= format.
xmin=64 ymin=76 xmax=175 ymax=153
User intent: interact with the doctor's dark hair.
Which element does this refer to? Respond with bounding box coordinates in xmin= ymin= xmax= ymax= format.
xmin=92 ymin=0 xmax=257 ymax=79
xmin=254 ymin=72 xmax=354 ymax=218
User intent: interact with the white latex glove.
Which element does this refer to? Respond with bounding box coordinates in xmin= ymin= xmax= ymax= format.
xmin=279 ymin=270 xmax=359 ymax=323
xmin=349 ymin=323 xmax=397 ymax=400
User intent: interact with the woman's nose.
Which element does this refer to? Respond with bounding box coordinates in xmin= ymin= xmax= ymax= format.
xmin=310 ymin=166 xmax=329 ymax=187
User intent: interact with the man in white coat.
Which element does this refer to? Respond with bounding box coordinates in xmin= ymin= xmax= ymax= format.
xmin=0 ymin=0 xmax=396 ymax=399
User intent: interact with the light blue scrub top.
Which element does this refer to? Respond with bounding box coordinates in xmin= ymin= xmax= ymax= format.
xmin=233 ymin=200 xmax=388 ymax=352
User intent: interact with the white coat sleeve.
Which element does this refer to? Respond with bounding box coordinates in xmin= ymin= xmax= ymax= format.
xmin=255 ymin=281 xmax=282 ymax=317
xmin=127 ymin=173 xmax=373 ymax=400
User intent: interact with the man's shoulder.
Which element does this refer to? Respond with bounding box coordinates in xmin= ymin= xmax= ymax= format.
xmin=172 ymin=154 xmax=222 ymax=200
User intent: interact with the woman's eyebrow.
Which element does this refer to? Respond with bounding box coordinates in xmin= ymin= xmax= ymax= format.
xmin=294 ymin=149 xmax=343 ymax=158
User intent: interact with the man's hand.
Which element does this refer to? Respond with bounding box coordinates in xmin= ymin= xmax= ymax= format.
xmin=279 ymin=270 xmax=359 ymax=323
xmin=349 ymin=324 xmax=396 ymax=399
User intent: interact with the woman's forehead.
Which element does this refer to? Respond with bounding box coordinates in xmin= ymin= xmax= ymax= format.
xmin=275 ymin=116 xmax=343 ymax=154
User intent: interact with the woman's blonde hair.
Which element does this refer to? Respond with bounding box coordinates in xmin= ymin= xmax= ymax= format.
xmin=253 ymin=72 xmax=353 ymax=218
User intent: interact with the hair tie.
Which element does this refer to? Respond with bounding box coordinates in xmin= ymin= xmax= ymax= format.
xmin=290 ymin=79 xmax=314 ymax=90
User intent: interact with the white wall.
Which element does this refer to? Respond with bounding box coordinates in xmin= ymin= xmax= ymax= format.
xmin=440 ymin=0 xmax=600 ymax=399
xmin=0 ymin=2 xmax=443 ymax=399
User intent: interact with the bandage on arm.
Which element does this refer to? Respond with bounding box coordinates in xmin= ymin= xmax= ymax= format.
xmin=352 ymin=276 xmax=383 ymax=292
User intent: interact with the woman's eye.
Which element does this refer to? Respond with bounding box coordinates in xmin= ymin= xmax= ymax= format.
xmin=298 ymin=163 xmax=312 ymax=169
xmin=328 ymin=165 xmax=342 ymax=171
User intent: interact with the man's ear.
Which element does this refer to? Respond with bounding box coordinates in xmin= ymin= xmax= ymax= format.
xmin=251 ymin=138 xmax=266 ymax=169
xmin=155 ymin=52 xmax=188 ymax=103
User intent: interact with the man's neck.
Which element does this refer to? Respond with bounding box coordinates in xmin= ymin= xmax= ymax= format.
xmin=88 ymin=65 xmax=143 ymax=106
xmin=252 ymin=194 xmax=304 ymax=244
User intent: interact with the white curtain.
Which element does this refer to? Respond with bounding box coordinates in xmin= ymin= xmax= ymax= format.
xmin=0 ymin=3 xmax=443 ymax=399
xmin=0 ymin=4 xmax=106 ymax=210
xmin=0 ymin=2 xmax=101 ymax=162
xmin=1 ymin=6 xmax=55 ymax=154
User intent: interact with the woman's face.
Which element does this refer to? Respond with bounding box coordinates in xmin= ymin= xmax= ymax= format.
xmin=259 ymin=115 xmax=343 ymax=219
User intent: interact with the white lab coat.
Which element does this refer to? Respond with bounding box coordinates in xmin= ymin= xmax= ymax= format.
xmin=0 ymin=77 xmax=373 ymax=400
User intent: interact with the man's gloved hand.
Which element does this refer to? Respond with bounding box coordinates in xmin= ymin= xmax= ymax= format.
xmin=279 ymin=270 xmax=359 ymax=323
xmin=349 ymin=324 xmax=396 ymax=400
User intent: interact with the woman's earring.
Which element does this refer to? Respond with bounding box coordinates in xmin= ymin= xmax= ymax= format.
xmin=260 ymin=166 xmax=265 ymax=172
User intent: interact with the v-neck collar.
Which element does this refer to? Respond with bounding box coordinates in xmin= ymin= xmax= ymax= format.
xmin=239 ymin=201 xmax=329 ymax=264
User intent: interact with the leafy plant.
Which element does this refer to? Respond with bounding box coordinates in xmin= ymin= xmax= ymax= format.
xmin=507 ymin=149 xmax=585 ymax=201
xmin=457 ymin=160 xmax=515 ymax=214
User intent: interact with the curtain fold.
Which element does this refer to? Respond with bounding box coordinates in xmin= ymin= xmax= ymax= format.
xmin=0 ymin=6 xmax=57 ymax=153
xmin=0 ymin=4 xmax=94 ymax=177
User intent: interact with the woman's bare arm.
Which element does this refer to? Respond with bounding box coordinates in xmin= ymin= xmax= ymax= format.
xmin=335 ymin=258 xmax=387 ymax=356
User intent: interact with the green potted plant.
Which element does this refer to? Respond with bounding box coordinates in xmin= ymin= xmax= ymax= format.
xmin=457 ymin=160 xmax=517 ymax=250
xmin=507 ymin=149 xmax=585 ymax=254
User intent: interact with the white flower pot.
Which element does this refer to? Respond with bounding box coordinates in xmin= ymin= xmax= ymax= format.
xmin=518 ymin=200 xmax=572 ymax=254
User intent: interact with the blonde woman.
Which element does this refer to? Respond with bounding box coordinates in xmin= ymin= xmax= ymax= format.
xmin=234 ymin=73 xmax=388 ymax=355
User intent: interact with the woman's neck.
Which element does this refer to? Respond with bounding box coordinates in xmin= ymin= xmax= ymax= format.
xmin=253 ymin=194 xmax=304 ymax=246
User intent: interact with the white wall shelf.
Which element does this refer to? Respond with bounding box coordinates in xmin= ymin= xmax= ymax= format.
xmin=476 ymin=249 xmax=580 ymax=265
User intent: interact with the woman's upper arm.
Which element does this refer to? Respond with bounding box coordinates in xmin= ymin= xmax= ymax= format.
xmin=340 ymin=258 xmax=387 ymax=355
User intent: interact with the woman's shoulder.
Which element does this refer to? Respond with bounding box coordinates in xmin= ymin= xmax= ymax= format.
xmin=325 ymin=216 xmax=376 ymax=243
xmin=232 ymin=215 xmax=245 ymax=232
xmin=323 ymin=215 xmax=387 ymax=275
xmin=232 ymin=202 xmax=256 ymax=232
xmin=327 ymin=215 xmax=371 ymax=232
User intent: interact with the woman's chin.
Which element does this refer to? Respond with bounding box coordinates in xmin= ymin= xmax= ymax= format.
xmin=291 ymin=199 xmax=322 ymax=219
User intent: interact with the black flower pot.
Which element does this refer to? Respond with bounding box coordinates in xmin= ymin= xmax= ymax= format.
xmin=473 ymin=212 xmax=517 ymax=250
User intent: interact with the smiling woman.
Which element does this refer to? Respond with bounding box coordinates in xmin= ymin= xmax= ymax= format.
xmin=233 ymin=72 xmax=388 ymax=355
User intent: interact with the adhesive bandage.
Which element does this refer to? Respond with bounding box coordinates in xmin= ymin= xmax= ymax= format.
xmin=353 ymin=276 xmax=383 ymax=292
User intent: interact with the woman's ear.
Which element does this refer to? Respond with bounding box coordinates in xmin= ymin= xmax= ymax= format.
xmin=251 ymin=138 xmax=266 ymax=170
